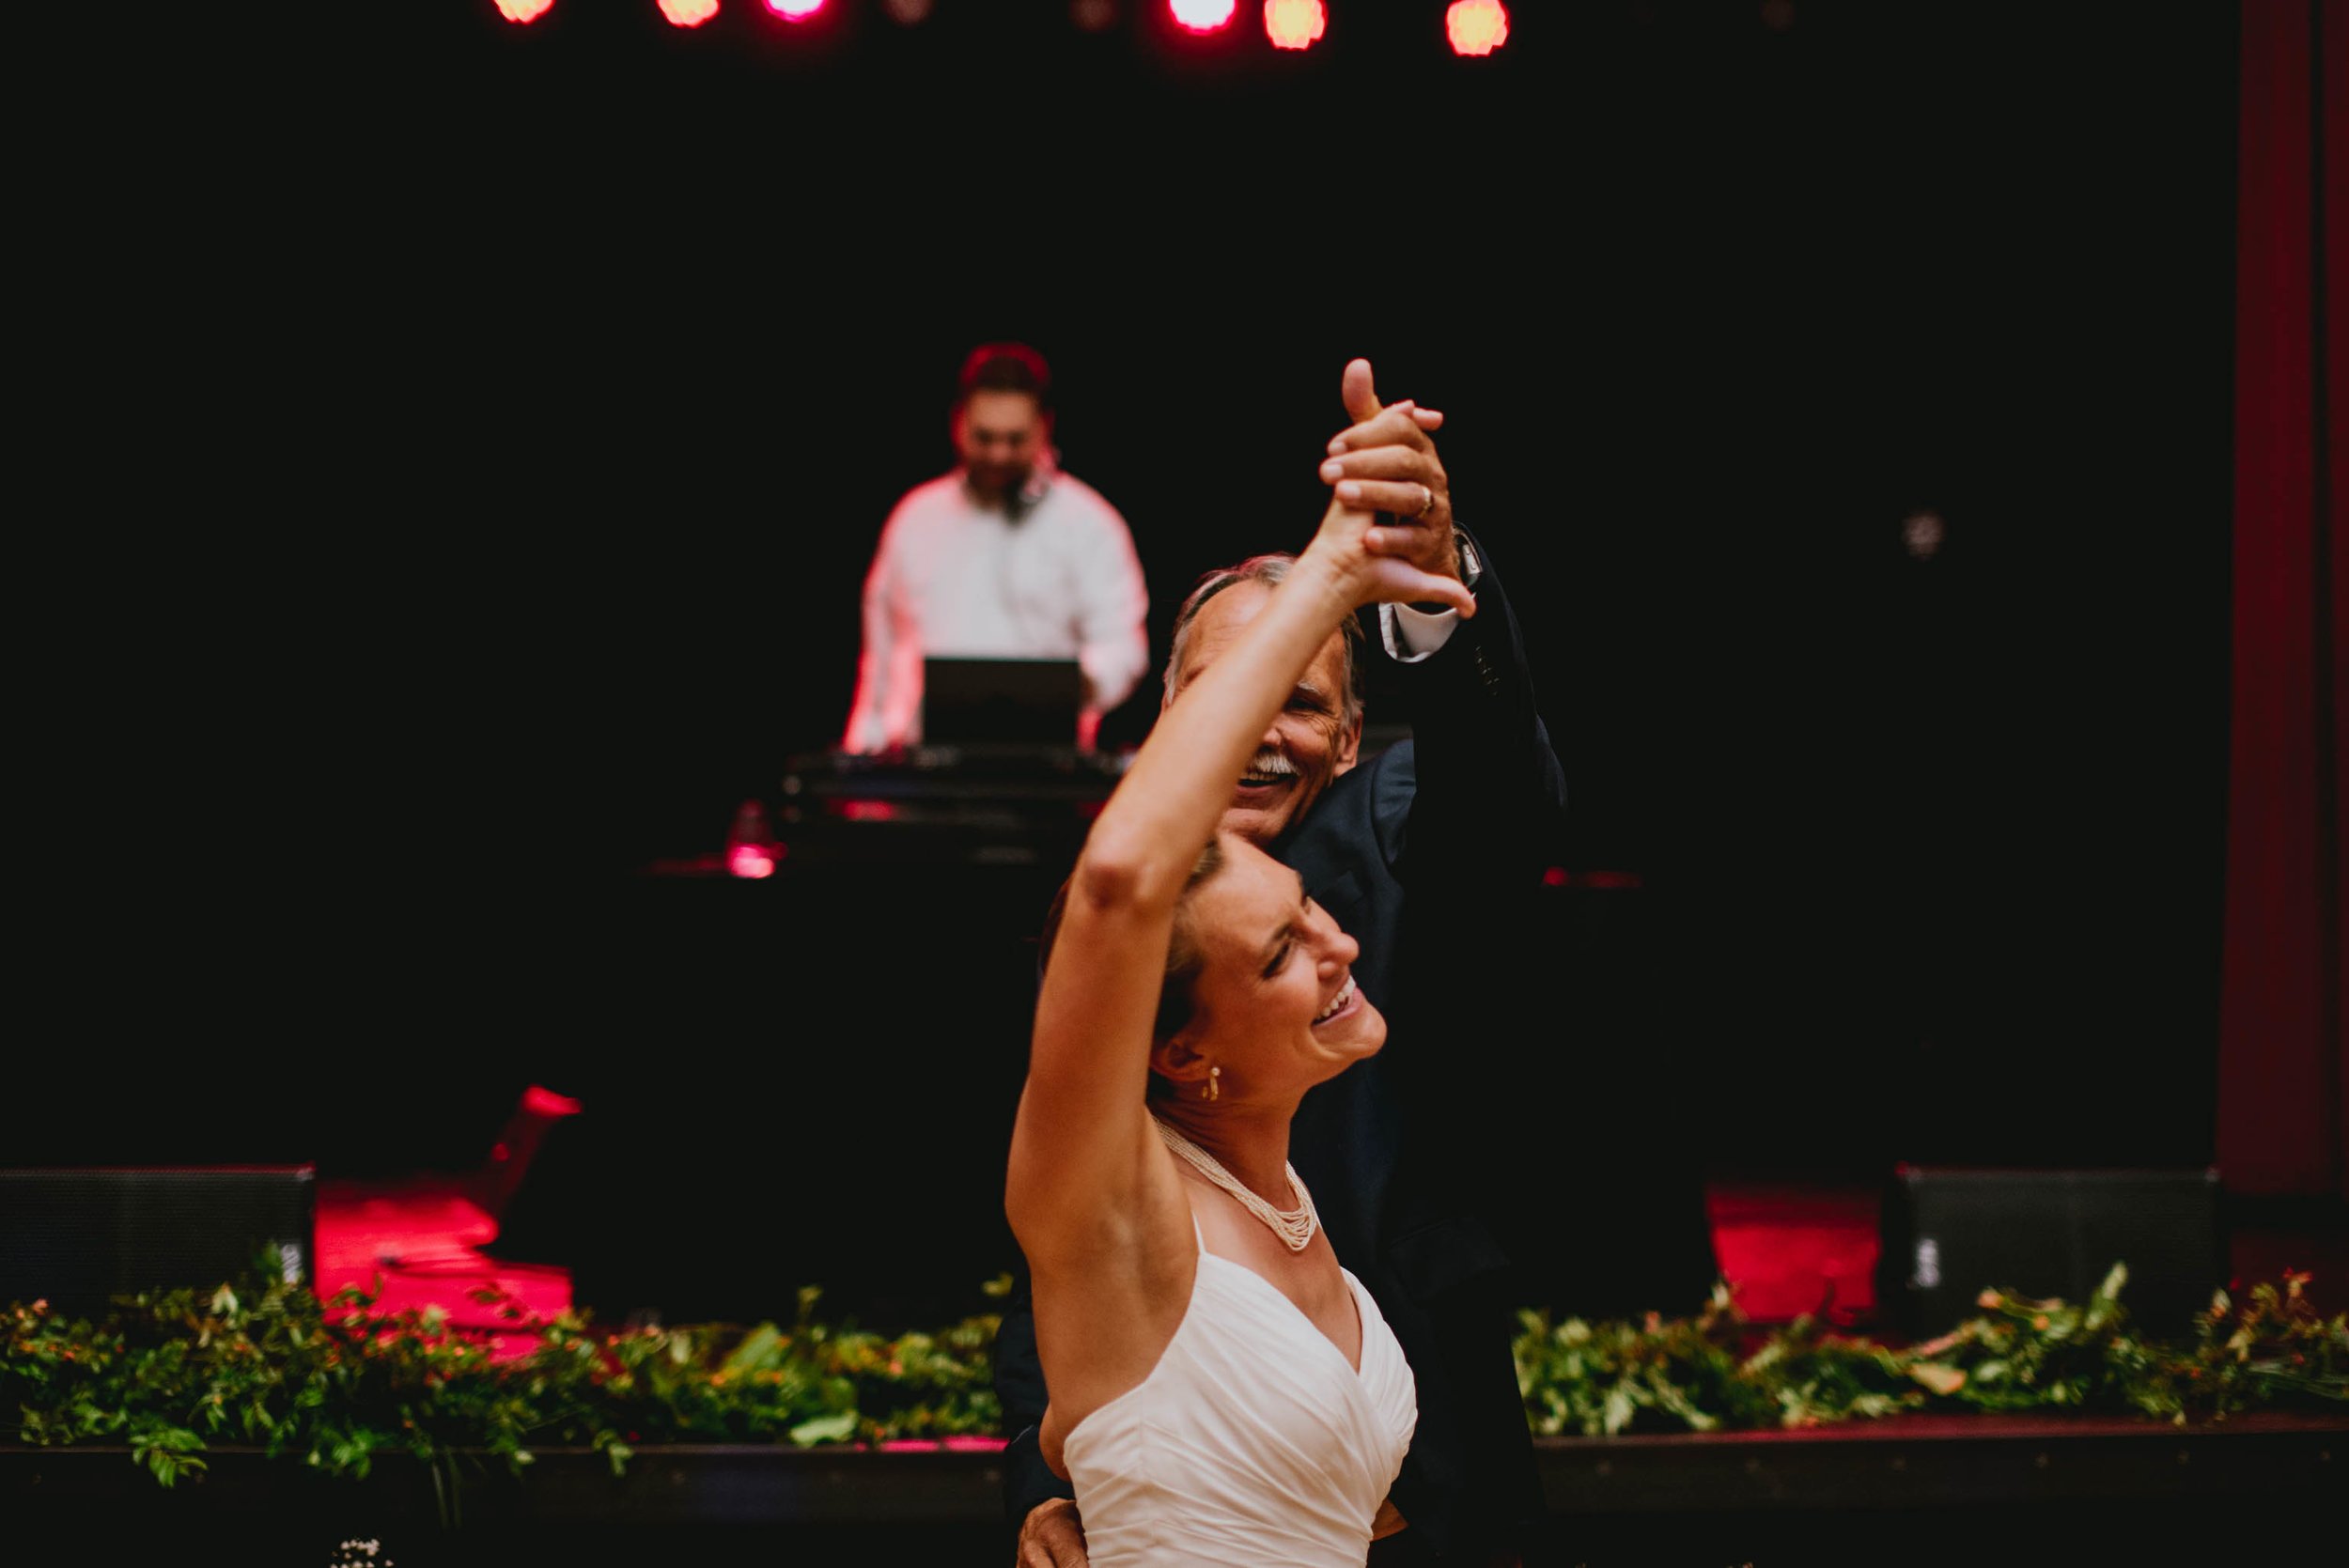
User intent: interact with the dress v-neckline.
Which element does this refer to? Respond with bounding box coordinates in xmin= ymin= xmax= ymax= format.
xmin=1196 ymin=1249 xmax=1369 ymax=1377
xmin=1055 ymin=1219 xmax=1380 ymax=1466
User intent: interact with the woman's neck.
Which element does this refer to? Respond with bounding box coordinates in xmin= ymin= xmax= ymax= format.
xmin=1152 ymin=1099 xmax=1298 ymax=1205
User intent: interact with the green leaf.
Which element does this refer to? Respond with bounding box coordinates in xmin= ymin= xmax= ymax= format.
xmin=723 ymin=1325 xmax=785 ymax=1375
xmin=1908 ymin=1362 xmax=1967 ymax=1397
xmin=789 ymin=1411 xmax=858 ymax=1447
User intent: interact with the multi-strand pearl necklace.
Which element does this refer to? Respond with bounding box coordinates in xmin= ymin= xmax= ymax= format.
xmin=1152 ymin=1116 xmax=1319 ymax=1252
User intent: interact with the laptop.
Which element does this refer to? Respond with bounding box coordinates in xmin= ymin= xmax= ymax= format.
xmin=922 ymin=657 xmax=1083 ymax=748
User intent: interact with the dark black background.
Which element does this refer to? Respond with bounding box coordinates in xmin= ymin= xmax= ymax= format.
xmin=12 ymin=0 xmax=2240 ymax=1319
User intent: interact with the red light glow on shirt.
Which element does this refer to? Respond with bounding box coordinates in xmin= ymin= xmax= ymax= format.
xmin=1445 ymin=0 xmax=1509 ymax=55
xmin=1171 ymin=0 xmax=1237 ymax=34
xmin=492 ymin=0 xmax=555 ymax=22
xmin=1263 ymin=0 xmax=1324 ymax=50
xmin=660 ymin=0 xmax=721 ymax=26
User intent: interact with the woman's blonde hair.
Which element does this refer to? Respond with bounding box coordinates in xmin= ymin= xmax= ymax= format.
xmin=1039 ymin=837 xmax=1228 ymax=1058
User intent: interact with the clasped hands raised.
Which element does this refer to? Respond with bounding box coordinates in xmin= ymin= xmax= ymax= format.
xmin=1302 ymin=357 xmax=1476 ymax=619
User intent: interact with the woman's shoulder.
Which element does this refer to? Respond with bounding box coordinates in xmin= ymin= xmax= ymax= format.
xmin=1025 ymin=1144 xmax=1202 ymax=1430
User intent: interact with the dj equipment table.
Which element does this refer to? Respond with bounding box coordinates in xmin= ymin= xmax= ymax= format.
xmin=767 ymin=747 xmax=1128 ymax=868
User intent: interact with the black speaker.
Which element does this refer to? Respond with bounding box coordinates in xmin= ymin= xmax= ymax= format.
xmin=1878 ymin=1167 xmax=2224 ymax=1337
xmin=0 ymin=1167 xmax=317 ymax=1311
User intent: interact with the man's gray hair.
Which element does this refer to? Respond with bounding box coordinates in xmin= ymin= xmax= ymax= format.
xmin=1162 ymin=553 xmax=1365 ymax=727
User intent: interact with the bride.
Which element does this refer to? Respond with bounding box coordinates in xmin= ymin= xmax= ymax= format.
xmin=1004 ymin=442 xmax=1477 ymax=1567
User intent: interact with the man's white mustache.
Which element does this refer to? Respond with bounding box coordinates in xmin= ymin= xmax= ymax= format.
xmin=1242 ymin=752 xmax=1299 ymax=779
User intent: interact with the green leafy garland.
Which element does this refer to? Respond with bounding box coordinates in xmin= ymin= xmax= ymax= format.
xmin=1515 ymin=1265 xmax=2349 ymax=1436
xmin=8 ymin=1263 xmax=2343 ymax=1495
xmin=6 ymin=1268 xmax=1005 ymax=1491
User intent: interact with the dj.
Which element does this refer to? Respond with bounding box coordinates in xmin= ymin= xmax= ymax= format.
xmin=841 ymin=344 xmax=1151 ymax=753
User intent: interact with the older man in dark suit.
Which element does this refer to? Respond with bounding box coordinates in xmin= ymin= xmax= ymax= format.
xmin=997 ymin=361 xmax=1569 ymax=1567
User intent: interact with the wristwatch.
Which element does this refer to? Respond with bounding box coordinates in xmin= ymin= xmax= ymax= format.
xmin=1407 ymin=531 xmax=1480 ymax=614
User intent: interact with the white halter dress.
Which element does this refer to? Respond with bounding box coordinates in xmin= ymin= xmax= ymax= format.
xmin=1060 ymin=1222 xmax=1418 ymax=1567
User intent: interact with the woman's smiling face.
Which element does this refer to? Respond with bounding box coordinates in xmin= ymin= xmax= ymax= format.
xmin=1169 ymin=834 xmax=1385 ymax=1102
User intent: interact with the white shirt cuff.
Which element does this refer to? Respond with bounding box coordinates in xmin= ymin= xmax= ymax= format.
xmin=1378 ymin=601 xmax=1462 ymax=664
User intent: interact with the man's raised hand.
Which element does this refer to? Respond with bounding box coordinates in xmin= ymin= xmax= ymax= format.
xmin=1318 ymin=357 xmax=1462 ymax=584
xmin=1307 ymin=489 xmax=1475 ymax=618
xmin=1016 ymin=1497 xmax=1090 ymax=1568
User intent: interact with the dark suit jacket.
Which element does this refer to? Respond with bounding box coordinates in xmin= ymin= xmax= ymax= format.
xmin=995 ymin=531 xmax=1568 ymax=1560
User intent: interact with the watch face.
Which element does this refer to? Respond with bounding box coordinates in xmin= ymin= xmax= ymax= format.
xmin=1458 ymin=538 xmax=1482 ymax=586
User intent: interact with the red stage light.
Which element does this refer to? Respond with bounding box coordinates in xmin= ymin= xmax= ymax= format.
xmin=1263 ymin=0 xmax=1324 ymax=50
xmin=660 ymin=0 xmax=720 ymax=26
xmin=766 ymin=0 xmax=826 ymax=19
xmin=1445 ymin=0 xmax=1509 ymax=56
xmin=728 ymin=843 xmax=779 ymax=878
xmin=1170 ymin=0 xmax=1237 ymax=34
xmin=522 ymin=1085 xmax=584 ymax=1117
xmin=492 ymin=0 xmax=555 ymax=23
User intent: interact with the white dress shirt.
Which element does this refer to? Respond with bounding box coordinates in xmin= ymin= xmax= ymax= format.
xmin=1382 ymin=601 xmax=1459 ymax=662
xmin=843 ymin=462 xmax=1151 ymax=752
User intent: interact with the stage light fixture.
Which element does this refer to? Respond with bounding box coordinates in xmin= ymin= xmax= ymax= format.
xmin=726 ymin=799 xmax=783 ymax=880
xmin=1264 ymin=0 xmax=1324 ymax=50
xmin=1445 ymin=0 xmax=1509 ymax=55
xmin=883 ymin=0 xmax=935 ymax=23
xmin=1170 ymin=0 xmax=1237 ymax=34
xmin=492 ymin=0 xmax=556 ymax=23
xmin=727 ymin=844 xmax=778 ymax=878
xmin=766 ymin=0 xmax=826 ymax=19
xmin=1071 ymin=0 xmax=1118 ymax=32
xmin=659 ymin=0 xmax=720 ymax=25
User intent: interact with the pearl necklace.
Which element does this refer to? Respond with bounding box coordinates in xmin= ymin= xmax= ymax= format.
xmin=1152 ymin=1116 xmax=1319 ymax=1252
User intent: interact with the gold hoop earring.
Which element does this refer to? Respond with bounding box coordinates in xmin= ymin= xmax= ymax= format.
xmin=1203 ymin=1064 xmax=1221 ymax=1102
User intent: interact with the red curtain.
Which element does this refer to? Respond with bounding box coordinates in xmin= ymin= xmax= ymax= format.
xmin=2217 ymin=0 xmax=2348 ymax=1198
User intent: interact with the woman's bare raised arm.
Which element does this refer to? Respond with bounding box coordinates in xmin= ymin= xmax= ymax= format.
xmin=1004 ymin=490 xmax=1474 ymax=1255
